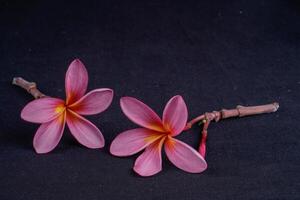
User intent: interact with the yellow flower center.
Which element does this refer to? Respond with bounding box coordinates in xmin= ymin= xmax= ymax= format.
xmin=55 ymin=105 xmax=65 ymax=114
xmin=144 ymin=134 xmax=164 ymax=143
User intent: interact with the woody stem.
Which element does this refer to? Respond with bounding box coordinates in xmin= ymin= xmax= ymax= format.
xmin=12 ymin=77 xmax=46 ymax=99
xmin=184 ymin=102 xmax=279 ymax=158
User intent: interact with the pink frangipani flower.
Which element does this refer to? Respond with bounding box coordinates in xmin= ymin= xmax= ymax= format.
xmin=110 ymin=95 xmax=207 ymax=176
xmin=21 ymin=59 xmax=113 ymax=153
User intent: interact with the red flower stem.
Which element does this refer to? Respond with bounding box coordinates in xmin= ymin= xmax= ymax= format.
xmin=12 ymin=77 xmax=46 ymax=99
xmin=184 ymin=102 xmax=279 ymax=157
xmin=199 ymin=120 xmax=209 ymax=158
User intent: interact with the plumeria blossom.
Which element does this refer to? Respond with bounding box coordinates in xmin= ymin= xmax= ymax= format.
xmin=21 ymin=59 xmax=113 ymax=153
xmin=110 ymin=95 xmax=207 ymax=176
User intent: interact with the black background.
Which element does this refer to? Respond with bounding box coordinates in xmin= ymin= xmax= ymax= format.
xmin=1 ymin=0 xmax=299 ymax=199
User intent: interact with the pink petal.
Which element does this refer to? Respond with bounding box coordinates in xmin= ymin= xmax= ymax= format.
xmin=120 ymin=97 xmax=165 ymax=132
xmin=66 ymin=110 xmax=104 ymax=148
xmin=110 ymin=128 xmax=164 ymax=156
xmin=162 ymin=95 xmax=188 ymax=136
xmin=21 ymin=97 xmax=65 ymax=123
xmin=69 ymin=88 xmax=113 ymax=115
xmin=165 ymin=137 xmax=207 ymax=173
xmin=33 ymin=112 xmax=66 ymax=154
xmin=133 ymin=137 xmax=165 ymax=177
xmin=65 ymin=59 xmax=88 ymax=105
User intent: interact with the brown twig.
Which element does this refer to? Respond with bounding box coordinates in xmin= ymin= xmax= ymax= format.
xmin=12 ymin=77 xmax=46 ymax=99
xmin=185 ymin=102 xmax=279 ymax=158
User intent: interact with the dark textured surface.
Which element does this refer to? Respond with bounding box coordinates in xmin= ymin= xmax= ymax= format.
xmin=1 ymin=0 xmax=300 ymax=199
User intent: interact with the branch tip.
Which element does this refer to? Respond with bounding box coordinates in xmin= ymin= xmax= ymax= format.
xmin=12 ymin=77 xmax=45 ymax=99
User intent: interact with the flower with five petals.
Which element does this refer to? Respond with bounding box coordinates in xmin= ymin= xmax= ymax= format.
xmin=21 ymin=59 xmax=113 ymax=153
xmin=110 ymin=95 xmax=207 ymax=176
